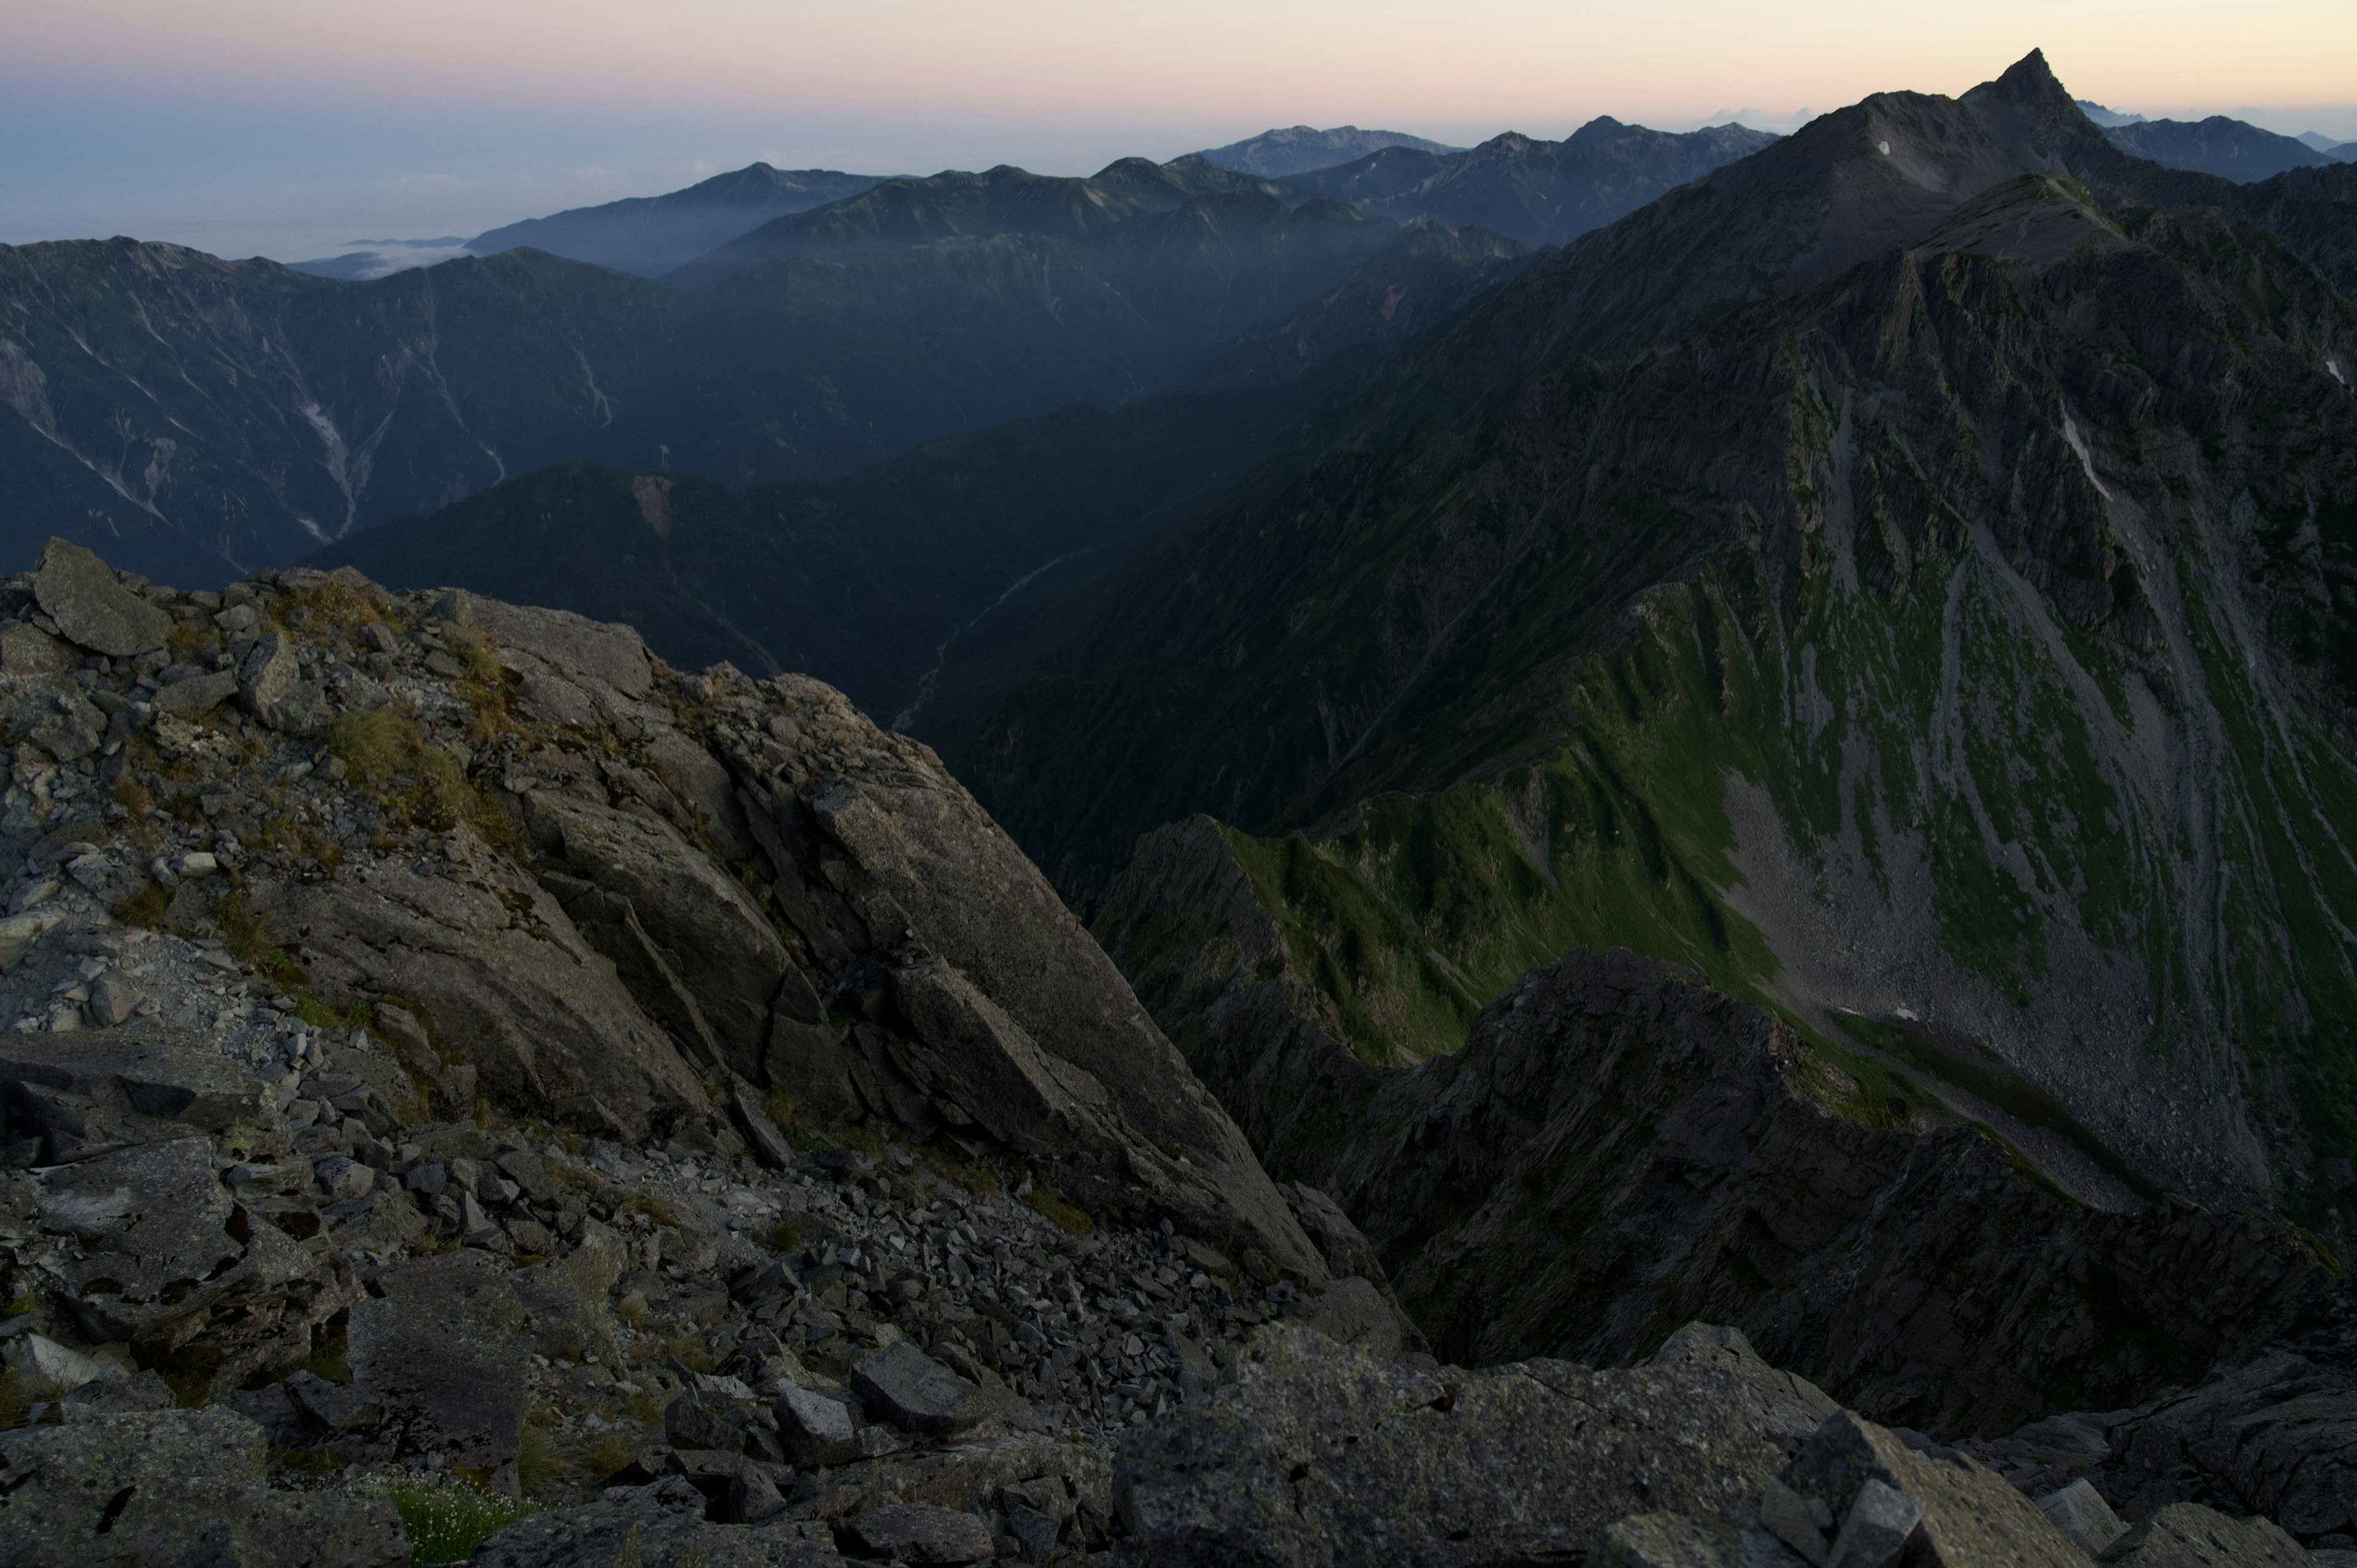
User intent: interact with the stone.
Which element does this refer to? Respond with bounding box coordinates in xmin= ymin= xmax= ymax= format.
xmin=153 ymin=670 xmax=239 ymax=715
xmin=238 ymin=632 xmax=311 ymax=729
xmin=317 ymin=1156 xmax=374 ymax=1200
xmin=1761 ymin=1476 xmax=1833 ymax=1566
xmin=2105 ymin=1504 xmax=2312 ymax=1568
xmin=0 ymin=621 xmax=77 ymax=676
xmin=463 ymin=597 xmax=654 ymax=698
xmin=2036 ymin=1478 xmax=2126 ymax=1554
xmin=1005 ymin=1502 xmax=1064 ymax=1563
xmin=1825 ymin=1480 xmax=1925 ymax=1568
xmin=87 ymin=972 xmax=140 ymax=1025
xmin=496 ymin=1146 xmax=557 ymax=1204
xmin=1651 ymin=1324 xmax=1844 ymax=1448
xmin=3 ymin=1331 xmax=116 ymax=1391
xmin=2085 ymin=1351 xmax=2357 ymax=1539
xmin=775 ymin=1381 xmax=859 ymax=1465
xmin=246 ymin=840 xmax=710 ymax=1138
xmin=1596 ymin=1512 xmax=1744 ymax=1568
xmin=1299 ymin=1275 xmax=1417 ymax=1359
xmin=0 ymin=1405 xmax=407 ymax=1566
xmin=33 ymin=538 xmax=171 ymax=656
xmin=346 ymin=1253 xmax=530 ymax=1488
xmin=58 ymin=1365 xmax=174 ymax=1416
xmin=667 ymin=1392 xmax=749 ymax=1453
xmin=1786 ymin=1413 xmax=2083 ymax=1568
xmin=723 ymin=1466 xmax=792 ymax=1525
xmin=853 ymin=1340 xmax=994 ymax=1436
xmin=842 ymin=1503 xmax=996 ymax=1565
xmin=1117 ymin=1322 xmax=1794 ymax=1567
xmin=468 ymin=1477 xmax=841 ymax=1566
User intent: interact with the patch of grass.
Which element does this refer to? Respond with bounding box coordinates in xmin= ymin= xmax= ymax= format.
xmin=591 ymin=1434 xmax=637 ymax=1479
xmin=517 ymin=1422 xmax=563 ymax=1499
xmin=155 ymin=1341 xmax=225 ymax=1407
xmin=217 ymin=889 xmax=309 ymax=992
xmin=763 ymin=1219 xmax=802 ymax=1253
xmin=763 ymin=1087 xmax=834 ymax=1156
xmin=925 ymin=1146 xmax=1001 ymax=1200
xmin=1021 ymin=1182 xmax=1095 ymax=1237
xmin=376 ymin=1477 xmax=536 ymax=1565
xmin=293 ymin=994 xmax=371 ymax=1032
xmin=275 ymin=582 xmax=385 ymax=646
xmin=2 ymin=1289 xmax=37 ymax=1317
xmin=0 ymin=1369 xmax=39 ymax=1431
xmin=165 ymin=622 xmax=211 ymax=659
xmin=622 ymin=1386 xmax=665 ymax=1424
xmin=114 ymin=879 xmax=169 ymax=929
xmin=323 ymin=705 xmax=427 ymax=782
xmin=298 ymin=1316 xmax=351 ymax=1385
xmin=622 ymin=1194 xmax=678 ymax=1229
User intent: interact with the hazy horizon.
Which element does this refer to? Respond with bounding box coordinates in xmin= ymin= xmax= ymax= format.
xmin=5 ymin=0 xmax=2354 ymax=263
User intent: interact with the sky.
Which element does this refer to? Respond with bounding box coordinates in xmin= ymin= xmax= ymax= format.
xmin=6 ymin=0 xmax=2355 ymax=263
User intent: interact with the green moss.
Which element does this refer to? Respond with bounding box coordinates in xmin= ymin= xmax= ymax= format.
xmin=374 ymin=1477 xmax=537 ymax=1564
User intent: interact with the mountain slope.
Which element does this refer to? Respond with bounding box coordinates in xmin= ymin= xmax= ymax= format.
xmin=1277 ymin=119 xmax=1779 ymax=247
xmin=466 ymin=163 xmax=888 ymax=277
xmin=1196 ymin=124 xmax=1461 ymax=177
xmin=0 ymin=182 xmax=1455 ymax=582
xmin=2105 ymin=117 xmax=2333 ymax=182
xmin=956 ymin=63 xmax=2357 ymax=1231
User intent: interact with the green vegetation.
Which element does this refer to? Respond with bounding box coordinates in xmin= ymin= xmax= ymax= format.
xmin=374 ymin=1477 xmax=537 ymax=1565
xmin=1021 ymin=1183 xmax=1096 ymax=1236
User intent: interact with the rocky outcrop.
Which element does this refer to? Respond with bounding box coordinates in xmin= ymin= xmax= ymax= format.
xmin=1115 ymin=1321 xmax=2101 ymax=1568
xmin=1104 ymin=854 xmax=2328 ymax=1435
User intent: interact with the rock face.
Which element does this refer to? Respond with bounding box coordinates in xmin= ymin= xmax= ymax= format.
xmin=1116 ymin=1322 xmax=2106 ymax=1568
xmin=1104 ymin=904 xmax=2326 ymax=1434
xmin=31 ymin=536 xmax=169 ymax=657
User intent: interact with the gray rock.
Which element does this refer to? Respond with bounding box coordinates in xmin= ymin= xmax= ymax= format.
xmin=346 ymin=1253 xmax=530 ymax=1487
xmin=1298 ymin=1275 xmax=1417 ymax=1359
xmin=1596 ymin=1511 xmax=1749 ymax=1568
xmin=1116 ymin=1322 xmax=1795 ymax=1567
xmin=1761 ymin=1475 xmax=1833 ymax=1565
xmin=87 ymin=972 xmax=140 ymax=1025
xmin=2036 ymin=1478 xmax=2126 ymax=1554
xmin=1825 ymin=1480 xmax=1925 ymax=1568
xmin=247 ymin=838 xmax=709 ymax=1138
xmin=0 ymin=621 xmax=77 ymax=676
xmin=776 ymin=1381 xmax=859 ymax=1465
xmin=152 ymin=668 xmax=239 ymax=714
xmin=463 ymin=597 xmax=654 ymax=698
xmin=468 ymin=1477 xmax=842 ymax=1566
xmin=853 ymin=1340 xmax=994 ymax=1436
xmin=57 ymin=1365 xmax=174 ymax=1416
xmin=2 ymin=1331 xmax=115 ymax=1391
xmin=2088 ymin=1352 xmax=2357 ymax=1539
xmin=0 ymin=1405 xmax=407 ymax=1566
xmin=1786 ymin=1413 xmax=2081 ymax=1568
xmin=2106 ymin=1504 xmax=2312 ymax=1568
xmin=667 ymin=1392 xmax=748 ymax=1453
xmin=238 ymin=631 xmax=317 ymax=730
xmin=1282 ymin=1181 xmax=1386 ymax=1280
xmin=842 ymin=1503 xmax=996 ymax=1565
xmin=33 ymin=537 xmax=170 ymax=656
xmin=1651 ymin=1324 xmax=1845 ymax=1449
xmin=1005 ymin=1503 xmax=1064 ymax=1563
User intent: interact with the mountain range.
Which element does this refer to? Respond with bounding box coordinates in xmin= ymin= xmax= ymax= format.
xmin=1194 ymin=123 xmax=1462 ymax=177
xmin=2103 ymin=115 xmax=2337 ymax=180
xmin=465 ymin=163 xmax=891 ymax=278
xmin=953 ymin=51 xmax=2357 ymax=1237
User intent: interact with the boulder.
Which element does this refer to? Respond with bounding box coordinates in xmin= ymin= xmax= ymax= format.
xmin=2104 ymin=1504 xmax=2312 ymax=1568
xmin=0 ymin=1405 xmax=406 ymax=1566
xmin=152 ymin=668 xmax=239 ymax=714
xmin=2036 ymin=1478 xmax=2126 ymax=1553
xmin=842 ymin=1503 xmax=996 ymax=1565
xmin=346 ymin=1252 xmax=530 ymax=1488
xmin=2088 ymin=1351 xmax=2357 ymax=1539
xmin=0 ymin=621 xmax=77 ymax=676
xmin=1115 ymin=1322 xmax=1797 ymax=1566
xmin=247 ymin=835 xmax=709 ymax=1137
xmin=468 ymin=1476 xmax=842 ymax=1566
xmin=462 ymin=596 xmax=654 ymax=698
xmin=31 ymin=538 xmax=169 ymax=657
xmin=1783 ymin=1412 xmax=2083 ymax=1568
xmin=853 ymin=1340 xmax=994 ymax=1437
xmin=776 ymin=1381 xmax=859 ymax=1466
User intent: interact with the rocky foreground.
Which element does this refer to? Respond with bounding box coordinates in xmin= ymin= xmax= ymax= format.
xmin=0 ymin=541 xmax=2348 ymax=1567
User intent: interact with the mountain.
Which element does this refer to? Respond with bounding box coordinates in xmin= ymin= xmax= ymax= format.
xmin=665 ymin=155 xmax=1308 ymax=283
xmin=2076 ymin=99 xmax=2145 ymax=128
xmin=1275 ymin=118 xmax=1780 ymax=247
xmin=2104 ymin=115 xmax=2333 ymax=180
xmin=0 ymin=169 xmax=1458 ymax=582
xmin=953 ymin=50 xmax=2357 ymax=1243
xmin=300 ymin=224 xmax=1525 ymax=745
xmin=284 ymin=238 xmax=470 ymax=282
xmin=1195 ymin=123 xmax=1461 ymax=177
xmin=0 ymin=543 xmax=2339 ymax=1562
xmin=465 ymin=162 xmax=888 ymax=277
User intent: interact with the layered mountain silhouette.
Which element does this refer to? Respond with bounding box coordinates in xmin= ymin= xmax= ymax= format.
xmin=953 ymin=52 xmax=2357 ymax=1230
xmin=0 ymin=163 xmax=1516 ymax=577
xmin=2103 ymin=115 xmax=2334 ymax=181
xmin=1275 ymin=119 xmax=1779 ymax=246
xmin=465 ymin=162 xmax=889 ymax=277
xmin=1196 ymin=124 xmax=1461 ymax=177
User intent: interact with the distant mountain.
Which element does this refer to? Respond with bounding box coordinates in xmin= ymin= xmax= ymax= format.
xmin=1275 ymin=119 xmax=1779 ymax=247
xmin=304 ymin=223 xmax=1525 ymax=742
xmin=1194 ymin=125 xmax=1461 ymax=179
xmin=466 ymin=163 xmax=889 ymax=277
xmin=954 ymin=50 xmax=2357 ymax=1229
xmin=285 ymin=238 xmax=470 ymax=281
xmin=2104 ymin=115 xmax=2331 ymax=181
xmin=2075 ymin=99 xmax=2144 ymax=128
xmin=0 ymin=177 xmax=1501 ymax=582
xmin=666 ymin=155 xmax=1301 ymax=284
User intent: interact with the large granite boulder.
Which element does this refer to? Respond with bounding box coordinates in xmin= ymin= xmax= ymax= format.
xmin=345 ymin=1251 xmax=532 ymax=1491
xmin=31 ymin=536 xmax=169 ymax=657
xmin=0 ymin=1405 xmax=406 ymax=1566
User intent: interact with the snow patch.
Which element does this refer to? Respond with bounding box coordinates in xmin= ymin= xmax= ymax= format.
xmin=2329 ymin=355 xmax=2350 ymax=389
xmin=2061 ymin=412 xmax=2111 ymax=503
